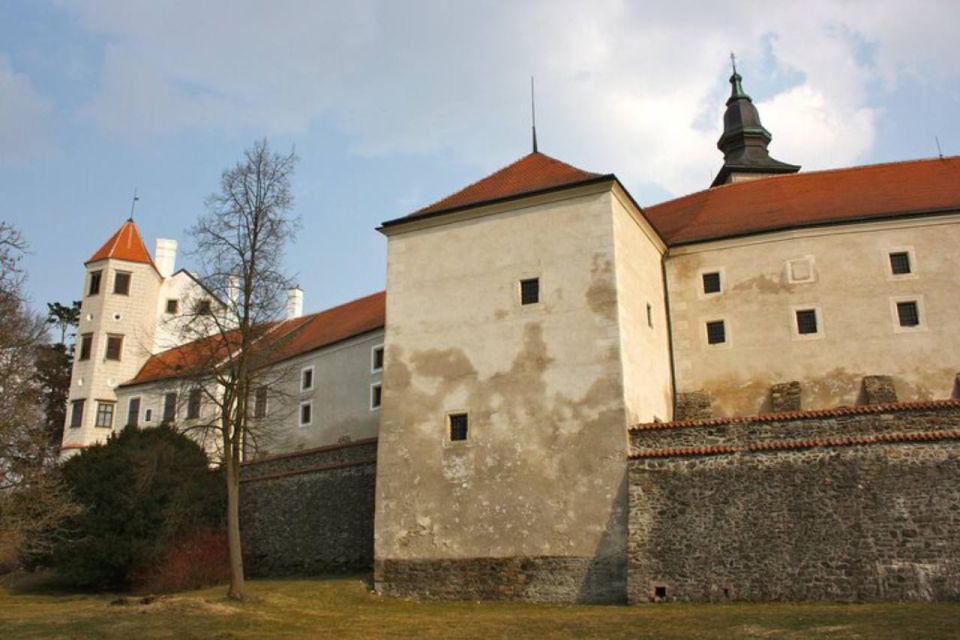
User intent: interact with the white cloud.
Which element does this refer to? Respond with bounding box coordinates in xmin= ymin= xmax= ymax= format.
xmin=62 ymin=0 xmax=960 ymax=198
xmin=0 ymin=54 xmax=55 ymax=166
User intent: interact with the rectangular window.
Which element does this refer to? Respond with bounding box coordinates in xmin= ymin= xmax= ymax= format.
xmin=299 ymin=401 xmax=312 ymax=427
xmin=105 ymin=335 xmax=123 ymax=361
xmin=126 ymin=397 xmax=140 ymax=427
xmin=95 ymin=401 xmax=115 ymax=428
xmin=79 ymin=333 xmax=93 ymax=360
xmin=372 ymin=345 xmax=385 ymax=372
xmin=702 ymin=272 xmax=721 ymax=294
xmin=196 ymin=299 xmax=212 ymax=315
xmin=371 ymin=383 xmax=382 ymax=410
xmin=520 ymin=278 xmax=540 ymax=305
xmin=88 ymin=270 xmax=102 ymax=296
xmin=796 ymin=309 xmax=818 ymax=335
xmin=186 ymin=388 xmax=202 ymax=419
xmin=114 ymin=271 xmax=131 ymax=295
xmin=166 ymin=299 xmax=179 ymax=314
xmin=162 ymin=392 xmax=177 ymax=423
xmin=301 ymin=366 xmax=314 ymax=392
xmin=706 ymin=320 xmax=726 ymax=345
xmin=254 ymin=387 xmax=268 ymax=419
xmin=144 ymin=408 xmax=152 ymax=423
xmin=449 ymin=413 xmax=469 ymax=441
xmin=890 ymin=252 xmax=911 ymax=275
xmin=646 ymin=303 xmax=653 ymax=328
xmin=897 ymin=301 xmax=920 ymax=327
xmin=70 ymin=399 xmax=85 ymax=428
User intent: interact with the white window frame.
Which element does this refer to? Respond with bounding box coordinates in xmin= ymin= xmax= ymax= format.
xmin=299 ymin=400 xmax=313 ymax=427
xmin=884 ymin=246 xmax=918 ymax=281
xmin=371 ymin=344 xmax=384 ymax=373
xmin=890 ymin=295 xmax=926 ymax=333
xmin=370 ymin=383 xmax=382 ymax=411
xmin=785 ymin=256 xmax=816 ymax=284
xmin=300 ymin=365 xmax=315 ymax=392
xmin=790 ymin=305 xmax=825 ymax=341
xmin=702 ymin=317 xmax=731 ymax=349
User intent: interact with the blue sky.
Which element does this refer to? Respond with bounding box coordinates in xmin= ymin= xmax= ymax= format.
xmin=2 ymin=1 xmax=958 ymax=320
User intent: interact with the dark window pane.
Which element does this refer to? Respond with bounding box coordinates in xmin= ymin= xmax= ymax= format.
xmin=95 ymin=402 xmax=114 ymax=428
xmin=105 ymin=335 xmax=123 ymax=360
xmin=796 ymin=309 xmax=818 ymax=334
xmin=196 ymin=300 xmax=212 ymax=315
xmin=373 ymin=347 xmax=384 ymax=370
xmin=70 ymin=400 xmax=85 ymax=428
xmin=646 ymin=303 xmax=653 ymax=328
xmin=254 ymin=387 xmax=268 ymax=418
xmin=890 ymin=252 xmax=911 ymax=275
xmin=88 ymin=271 xmax=102 ymax=296
xmin=371 ymin=384 xmax=382 ymax=409
xmin=114 ymin=272 xmax=131 ymax=295
xmin=162 ymin=392 xmax=177 ymax=423
xmin=897 ymin=301 xmax=919 ymax=327
xmin=520 ymin=278 xmax=540 ymax=305
xmin=300 ymin=403 xmax=311 ymax=425
xmin=145 ymin=409 xmax=152 ymax=423
xmin=187 ymin=388 xmax=202 ymax=419
xmin=706 ymin=320 xmax=726 ymax=345
xmin=702 ymin=272 xmax=721 ymax=294
xmin=166 ymin=299 xmax=179 ymax=314
xmin=302 ymin=368 xmax=313 ymax=390
xmin=79 ymin=334 xmax=93 ymax=360
xmin=127 ymin=397 xmax=140 ymax=427
xmin=450 ymin=413 xmax=468 ymax=441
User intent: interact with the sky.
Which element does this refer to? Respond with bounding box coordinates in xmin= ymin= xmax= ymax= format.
xmin=2 ymin=0 xmax=958 ymax=320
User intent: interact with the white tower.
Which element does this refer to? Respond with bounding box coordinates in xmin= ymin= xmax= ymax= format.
xmin=60 ymin=219 xmax=163 ymax=457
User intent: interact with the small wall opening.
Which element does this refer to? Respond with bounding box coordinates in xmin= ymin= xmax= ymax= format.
xmin=654 ymin=585 xmax=667 ymax=600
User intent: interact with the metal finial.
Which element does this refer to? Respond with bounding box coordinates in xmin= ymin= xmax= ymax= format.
xmin=936 ymin=136 xmax=944 ymax=160
xmin=531 ymin=76 xmax=538 ymax=153
xmin=730 ymin=51 xmax=737 ymax=75
xmin=128 ymin=187 xmax=140 ymax=221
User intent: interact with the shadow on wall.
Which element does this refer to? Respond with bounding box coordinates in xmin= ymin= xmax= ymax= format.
xmin=578 ymin=473 xmax=628 ymax=604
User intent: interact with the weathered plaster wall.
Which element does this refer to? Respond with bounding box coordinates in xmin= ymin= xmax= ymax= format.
xmin=240 ymin=440 xmax=377 ymax=576
xmin=63 ymin=259 xmax=161 ymax=451
xmin=628 ymin=403 xmax=960 ymax=602
xmin=610 ymin=190 xmax=673 ymax=425
xmin=666 ymin=216 xmax=960 ymax=417
xmin=376 ymin=186 xmax=632 ymax=603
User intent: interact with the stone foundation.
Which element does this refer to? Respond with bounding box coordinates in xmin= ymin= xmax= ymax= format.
xmin=240 ymin=439 xmax=377 ymax=576
xmin=628 ymin=401 xmax=960 ymax=602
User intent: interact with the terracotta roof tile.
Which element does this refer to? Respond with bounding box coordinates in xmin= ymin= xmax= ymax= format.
xmin=410 ymin=152 xmax=603 ymax=217
xmin=124 ymin=291 xmax=385 ymax=386
xmin=86 ymin=220 xmax=157 ymax=269
xmin=645 ymin=156 xmax=960 ymax=245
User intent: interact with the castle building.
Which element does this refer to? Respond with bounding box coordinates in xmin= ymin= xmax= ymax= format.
xmin=61 ymin=70 xmax=960 ymax=603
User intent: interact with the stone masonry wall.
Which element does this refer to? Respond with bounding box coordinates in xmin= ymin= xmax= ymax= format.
xmin=240 ymin=439 xmax=377 ymax=576
xmin=628 ymin=401 xmax=960 ymax=603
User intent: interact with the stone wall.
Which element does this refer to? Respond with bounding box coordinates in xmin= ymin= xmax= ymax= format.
xmin=240 ymin=439 xmax=377 ymax=576
xmin=628 ymin=401 xmax=960 ymax=603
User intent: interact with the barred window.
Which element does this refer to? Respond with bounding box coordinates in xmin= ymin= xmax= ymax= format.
xmin=706 ymin=320 xmax=726 ymax=345
xmin=889 ymin=252 xmax=911 ymax=275
xmin=897 ymin=301 xmax=920 ymax=327
xmin=796 ymin=309 xmax=818 ymax=335
xmin=520 ymin=278 xmax=540 ymax=305
xmin=702 ymin=272 xmax=721 ymax=294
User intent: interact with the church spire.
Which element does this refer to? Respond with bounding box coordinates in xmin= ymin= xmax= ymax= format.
xmin=711 ymin=60 xmax=800 ymax=187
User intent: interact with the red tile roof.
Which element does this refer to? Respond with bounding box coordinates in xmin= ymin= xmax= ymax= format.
xmin=410 ymin=152 xmax=604 ymax=218
xmin=123 ymin=291 xmax=386 ymax=386
xmin=645 ymin=156 xmax=960 ymax=245
xmin=86 ymin=219 xmax=157 ymax=269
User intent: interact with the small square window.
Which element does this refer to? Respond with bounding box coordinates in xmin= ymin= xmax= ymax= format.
xmin=196 ymin=299 xmax=212 ymax=315
xmin=88 ymin=271 xmax=102 ymax=296
xmin=127 ymin=397 xmax=141 ymax=427
xmin=301 ymin=366 xmax=314 ymax=391
xmin=702 ymin=272 xmax=721 ymax=294
xmin=162 ymin=392 xmax=177 ymax=423
xmin=95 ymin=401 xmax=115 ymax=428
xmin=520 ymin=278 xmax=540 ymax=305
xmin=70 ymin=399 xmax=85 ymax=428
xmin=166 ymin=299 xmax=179 ymax=314
xmin=372 ymin=345 xmax=384 ymax=372
xmin=449 ymin=413 xmax=468 ymax=441
xmin=371 ymin=383 xmax=382 ymax=410
xmin=254 ymin=387 xmax=268 ymax=419
xmin=897 ymin=301 xmax=919 ymax=327
xmin=706 ymin=320 xmax=726 ymax=345
xmin=105 ymin=335 xmax=123 ymax=361
xmin=890 ymin=252 xmax=911 ymax=275
xmin=796 ymin=309 xmax=818 ymax=335
xmin=186 ymin=388 xmax=202 ymax=419
xmin=114 ymin=272 xmax=131 ymax=295
xmin=79 ymin=334 xmax=93 ymax=361
xmin=299 ymin=401 xmax=312 ymax=427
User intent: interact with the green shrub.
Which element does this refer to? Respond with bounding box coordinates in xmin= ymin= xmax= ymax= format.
xmin=49 ymin=426 xmax=224 ymax=590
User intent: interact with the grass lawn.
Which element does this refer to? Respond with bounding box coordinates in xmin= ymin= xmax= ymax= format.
xmin=1 ymin=573 xmax=958 ymax=640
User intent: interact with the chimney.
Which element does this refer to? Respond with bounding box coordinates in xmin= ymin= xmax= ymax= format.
xmin=286 ymin=286 xmax=304 ymax=320
xmin=227 ymin=275 xmax=241 ymax=310
xmin=155 ymin=239 xmax=177 ymax=278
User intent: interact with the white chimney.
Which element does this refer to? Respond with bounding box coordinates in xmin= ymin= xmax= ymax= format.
xmin=227 ymin=275 xmax=241 ymax=310
xmin=155 ymin=239 xmax=177 ymax=278
xmin=286 ymin=286 xmax=304 ymax=320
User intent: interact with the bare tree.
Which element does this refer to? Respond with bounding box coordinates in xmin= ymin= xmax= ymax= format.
xmin=180 ymin=140 xmax=300 ymax=599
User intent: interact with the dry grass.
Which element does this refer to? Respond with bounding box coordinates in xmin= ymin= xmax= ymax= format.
xmin=2 ymin=573 xmax=958 ymax=639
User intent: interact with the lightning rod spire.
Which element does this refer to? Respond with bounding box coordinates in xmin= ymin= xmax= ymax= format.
xmin=531 ymin=76 xmax=538 ymax=154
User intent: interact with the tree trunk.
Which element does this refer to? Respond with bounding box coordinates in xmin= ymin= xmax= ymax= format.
xmin=225 ymin=454 xmax=246 ymax=600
